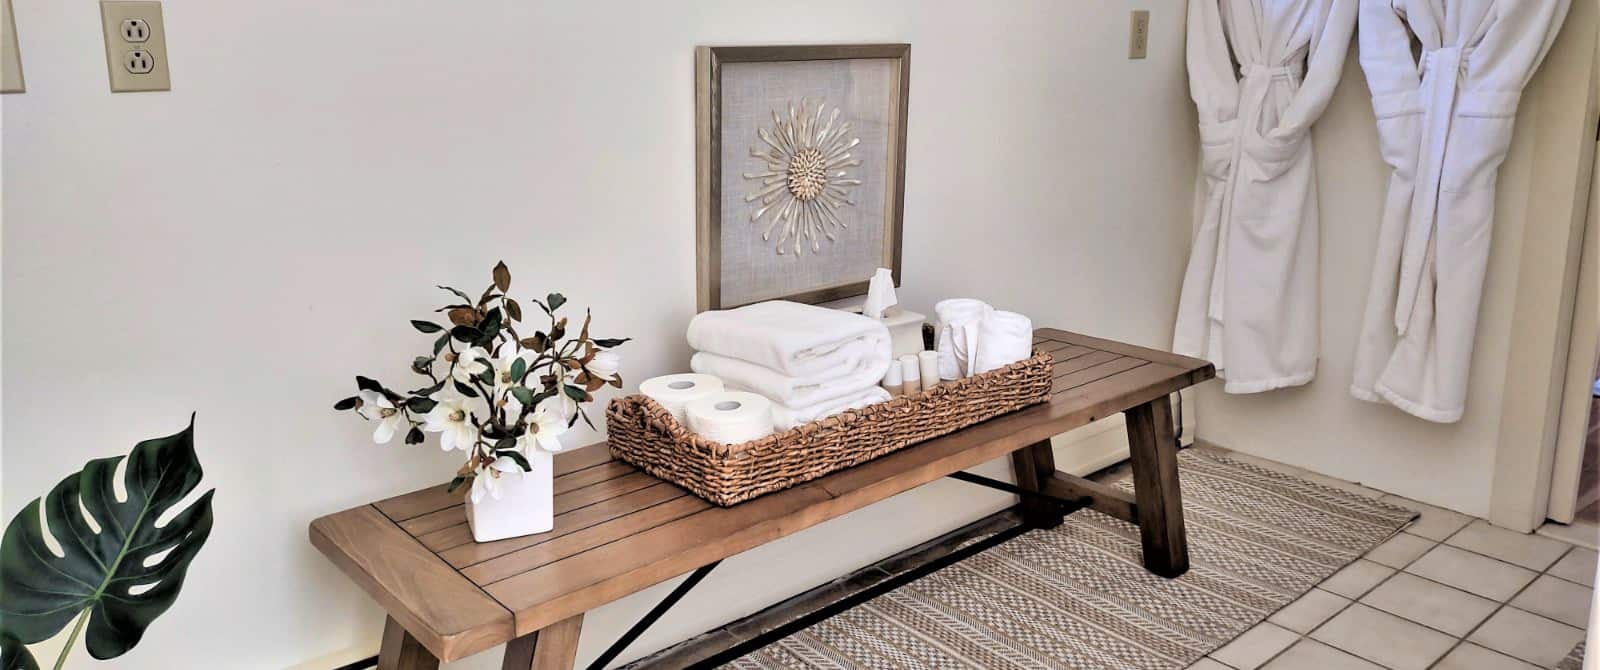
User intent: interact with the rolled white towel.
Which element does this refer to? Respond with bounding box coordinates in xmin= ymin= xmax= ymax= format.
xmin=689 ymin=334 xmax=891 ymax=408
xmin=935 ymin=298 xmax=992 ymax=380
xmin=687 ymin=301 xmax=892 ymax=379
xmin=770 ymin=386 xmax=892 ymax=430
xmin=972 ymin=310 xmax=1033 ymax=373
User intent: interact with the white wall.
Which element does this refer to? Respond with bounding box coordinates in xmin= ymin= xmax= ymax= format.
xmin=0 ymin=2 xmax=1197 ymax=668
xmin=1194 ymin=9 xmax=1598 ymax=520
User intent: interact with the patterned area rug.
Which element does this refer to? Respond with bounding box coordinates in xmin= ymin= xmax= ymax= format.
xmin=720 ymin=448 xmax=1418 ymax=670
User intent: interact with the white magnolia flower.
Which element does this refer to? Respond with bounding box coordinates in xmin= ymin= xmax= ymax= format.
xmin=492 ymin=346 xmax=535 ymax=395
xmin=357 ymin=389 xmax=407 ymax=444
xmin=585 ymin=350 xmax=621 ymax=383
xmin=449 ymin=346 xmax=491 ymax=385
xmin=422 ymin=396 xmax=479 ymax=452
xmin=520 ymin=409 xmax=568 ymax=453
xmin=469 ymin=455 xmax=524 ymax=504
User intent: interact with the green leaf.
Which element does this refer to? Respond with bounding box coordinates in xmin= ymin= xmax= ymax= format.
xmin=510 ymin=358 xmax=527 ymax=382
xmin=411 ymin=357 xmax=433 ymax=375
xmin=446 ymin=476 xmax=466 ymax=493
xmin=453 ymin=381 xmax=479 ymax=398
xmin=433 ymin=333 xmax=450 ymax=355
xmin=496 ymin=449 xmax=532 ymax=472
xmin=355 ymin=376 xmax=382 ymax=393
xmin=547 ymin=293 xmax=566 ymax=312
xmin=1 ymin=635 xmax=37 ymax=670
xmin=477 ymin=368 xmax=494 ymax=385
xmin=410 ymin=320 xmax=444 ymax=334
xmin=450 ymin=325 xmax=482 ymax=343
xmin=406 ymin=397 xmax=437 ymax=413
xmin=563 ymin=384 xmax=589 ymax=402
xmin=410 ymin=380 xmax=445 ymax=397
xmin=0 ymin=416 xmax=214 ymax=661
xmin=511 ymin=386 xmax=535 ymax=406
xmin=405 ymin=427 xmax=425 ymax=445
xmin=437 ymin=285 xmax=473 ymax=304
xmin=332 ymin=396 xmax=359 ymax=411
xmin=492 ymin=261 xmax=511 ymax=293
xmin=592 ymin=337 xmax=631 ymax=348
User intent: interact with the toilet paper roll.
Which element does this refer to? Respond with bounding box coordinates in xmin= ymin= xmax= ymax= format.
xmin=639 ymin=373 xmax=725 ymax=425
xmin=685 ymin=391 xmax=775 ymax=444
xmin=917 ymin=350 xmax=940 ymax=392
xmin=899 ymin=355 xmax=921 ymax=393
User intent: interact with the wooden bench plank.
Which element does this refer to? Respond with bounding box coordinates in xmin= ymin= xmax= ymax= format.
xmin=465 ymin=494 xmax=710 ymax=585
xmin=1036 ymin=328 xmax=1211 ymax=372
xmin=398 ymin=471 xmax=660 ymax=537
xmin=374 ymin=448 xmax=617 ymax=522
xmin=1052 ymin=357 xmax=1148 ymax=395
xmin=435 ymin=482 xmax=693 ymax=564
xmin=1051 ymin=350 xmax=1123 ymax=377
xmin=309 ymin=506 xmax=513 ymax=661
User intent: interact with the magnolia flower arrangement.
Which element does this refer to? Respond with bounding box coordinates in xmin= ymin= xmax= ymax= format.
xmin=334 ymin=261 xmax=628 ymax=503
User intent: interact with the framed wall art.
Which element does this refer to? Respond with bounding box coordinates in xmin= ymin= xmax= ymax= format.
xmin=696 ymin=44 xmax=910 ymax=311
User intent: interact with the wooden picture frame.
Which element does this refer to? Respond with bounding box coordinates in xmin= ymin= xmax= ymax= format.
xmin=696 ymin=44 xmax=910 ymax=312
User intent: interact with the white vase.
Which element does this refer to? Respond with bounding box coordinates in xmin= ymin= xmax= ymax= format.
xmin=465 ymin=450 xmax=554 ymax=542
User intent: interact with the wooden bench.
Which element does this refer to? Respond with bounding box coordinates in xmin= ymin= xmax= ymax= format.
xmin=309 ymin=328 xmax=1214 ymax=670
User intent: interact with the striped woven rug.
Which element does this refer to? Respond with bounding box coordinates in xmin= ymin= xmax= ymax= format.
xmin=720 ymin=448 xmax=1417 ymax=670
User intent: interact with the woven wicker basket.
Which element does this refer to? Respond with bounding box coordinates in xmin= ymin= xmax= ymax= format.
xmin=605 ymin=350 xmax=1054 ymax=506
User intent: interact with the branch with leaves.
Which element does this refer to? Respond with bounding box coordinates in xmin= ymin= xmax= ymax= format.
xmin=333 ymin=261 xmax=630 ymax=502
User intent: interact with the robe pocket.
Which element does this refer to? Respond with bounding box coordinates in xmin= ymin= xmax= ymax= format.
xmin=1241 ymin=128 xmax=1307 ymax=180
xmin=1372 ymin=90 xmax=1423 ymax=174
xmin=1198 ymin=118 xmax=1237 ymax=181
xmin=1442 ymin=91 xmax=1520 ymax=193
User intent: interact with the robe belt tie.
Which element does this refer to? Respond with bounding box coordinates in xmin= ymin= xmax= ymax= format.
xmin=1395 ymin=45 xmax=1471 ymax=336
xmin=1205 ymin=61 xmax=1306 ymax=324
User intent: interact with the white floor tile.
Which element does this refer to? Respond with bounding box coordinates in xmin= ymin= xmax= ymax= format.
xmin=1186 ymin=658 xmax=1233 ymax=670
xmin=1548 ymin=546 xmax=1597 ymax=587
xmin=1467 ymin=607 xmax=1585 ymax=668
xmin=1268 ymin=588 xmax=1351 ymax=634
xmin=1209 ymin=622 xmax=1300 ymax=670
xmin=1508 ymin=574 xmax=1592 ymax=628
xmin=1320 ymin=560 xmax=1395 ymax=599
xmin=1446 ymin=520 xmax=1572 ymax=571
xmin=1360 ymin=572 xmax=1498 ymax=636
xmin=1309 ymin=604 xmax=1456 ymax=670
xmin=1405 ymin=545 xmax=1537 ymax=601
xmin=1381 ymin=494 xmax=1474 ymax=541
xmin=1433 ymin=643 xmax=1543 ymax=670
xmin=1365 ymin=532 xmax=1435 ymax=568
xmin=1262 ymin=639 xmax=1384 ymax=669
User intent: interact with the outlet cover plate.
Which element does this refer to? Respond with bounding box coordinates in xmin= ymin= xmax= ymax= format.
xmin=1129 ymin=10 xmax=1150 ymax=60
xmin=100 ymin=1 xmax=169 ymax=92
xmin=2 ymin=0 xmax=23 ymax=93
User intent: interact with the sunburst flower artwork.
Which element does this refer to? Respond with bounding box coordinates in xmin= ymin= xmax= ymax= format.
xmin=744 ymin=98 xmax=863 ymax=256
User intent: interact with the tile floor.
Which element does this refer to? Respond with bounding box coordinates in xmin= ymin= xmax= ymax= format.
xmin=1195 ymin=452 xmax=1597 ymax=670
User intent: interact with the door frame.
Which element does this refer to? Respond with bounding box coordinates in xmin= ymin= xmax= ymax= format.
xmin=1547 ymin=134 xmax=1600 ymax=524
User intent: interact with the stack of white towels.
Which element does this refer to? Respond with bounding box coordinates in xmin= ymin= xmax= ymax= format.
xmin=688 ymin=301 xmax=893 ymax=430
xmin=934 ymin=298 xmax=1034 ymax=380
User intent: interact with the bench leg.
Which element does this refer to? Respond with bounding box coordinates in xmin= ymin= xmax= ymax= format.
xmin=1124 ymin=395 xmax=1189 ymax=578
xmin=1010 ymin=439 xmax=1065 ymax=528
xmin=502 ymin=614 xmax=584 ymax=670
xmin=379 ymin=616 xmax=439 ymax=670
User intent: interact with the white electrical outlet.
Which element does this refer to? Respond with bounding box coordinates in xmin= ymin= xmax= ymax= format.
xmin=1129 ymin=10 xmax=1150 ymax=60
xmin=1 ymin=0 xmax=23 ymax=94
xmin=100 ymin=1 xmax=169 ymax=92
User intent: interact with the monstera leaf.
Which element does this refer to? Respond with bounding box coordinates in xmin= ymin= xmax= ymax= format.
xmin=0 ymin=417 xmax=213 ymax=667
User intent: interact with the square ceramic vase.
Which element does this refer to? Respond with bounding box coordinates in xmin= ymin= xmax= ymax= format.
xmin=465 ymin=450 xmax=554 ymax=542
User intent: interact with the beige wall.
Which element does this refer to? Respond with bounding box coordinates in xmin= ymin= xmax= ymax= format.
xmin=1195 ymin=5 xmax=1599 ymax=521
xmin=0 ymin=2 xmax=1197 ymax=668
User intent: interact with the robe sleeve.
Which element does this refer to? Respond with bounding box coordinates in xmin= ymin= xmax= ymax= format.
xmin=1187 ymin=0 xmax=1239 ymax=125
xmin=1358 ymin=0 xmax=1423 ymax=99
xmin=1472 ymin=0 xmax=1571 ymax=93
xmin=1269 ymin=0 xmax=1357 ymax=139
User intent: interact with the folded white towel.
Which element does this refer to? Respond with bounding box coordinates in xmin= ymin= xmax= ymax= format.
xmin=770 ymin=386 xmax=892 ymax=430
xmin=972 ymin=310 xmax=1033 ymax=373
xmin=935 ymin=299 xmax=992 ymax=380
xmin=687 ymin=301 xmax=892 ymax=378
xmin=691 ymin=336 xmax=891 ymax=408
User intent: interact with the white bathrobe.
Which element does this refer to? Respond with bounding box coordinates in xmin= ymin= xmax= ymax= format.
xmin=1174 ymin=0 xmax=1356 ymax=393
xmin=1351 ymin=0 xmax=1569 ymax=423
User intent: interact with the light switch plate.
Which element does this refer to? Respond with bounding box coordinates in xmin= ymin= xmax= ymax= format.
xmin=2 ymin=0 xmax=23 ymax=93
xmin=100 ymin=1 xmax=169 ymax=92
xmin=1129 ymin=10 xmax=1150 ymax=60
